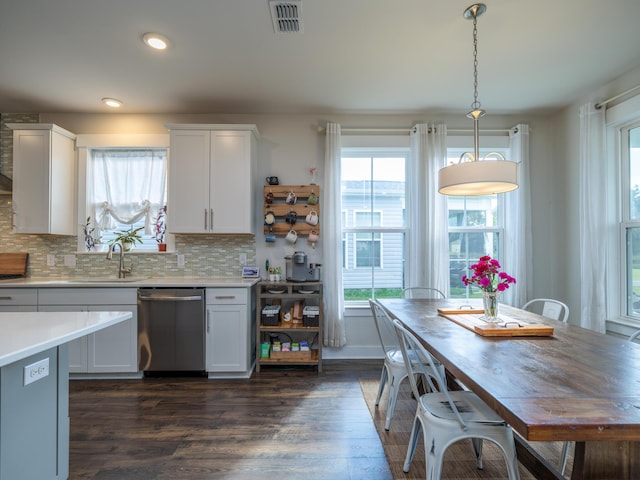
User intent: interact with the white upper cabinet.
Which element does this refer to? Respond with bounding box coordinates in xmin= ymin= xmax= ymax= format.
xmin=167 ymin=124 xmax=258 ymax=234
xmin=8 ymin=123 xmax=76 ymax=234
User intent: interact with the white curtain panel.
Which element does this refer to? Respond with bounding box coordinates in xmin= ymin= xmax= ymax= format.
xmin=322 ymin=123 xmax=347 ymax=347
xmin=503 ymin=124 xmax=532 ymax=307
xmin=579 ymin=103 xmax=607 ymax=332
xmin=407 ymin=123 xmax=450 ymax=295
xmin=91 ymin=149 xmax=167 ymax=236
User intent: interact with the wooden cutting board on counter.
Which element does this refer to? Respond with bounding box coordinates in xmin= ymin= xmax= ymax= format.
xmin=0 ymin=253 xmax=29 ymax=278
xmin=437 ymin=308 xmax=554 ymax=337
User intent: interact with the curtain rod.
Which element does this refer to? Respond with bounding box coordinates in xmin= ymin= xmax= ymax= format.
xmin=595 ymin=84 xmax=640 ymax=110
xmin=317 ymin=126 xmax=511 ymax=134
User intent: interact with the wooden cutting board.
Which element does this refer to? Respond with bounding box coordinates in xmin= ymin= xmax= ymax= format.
xmin=438 ymin=309 xmax=554 ymax=337
xmin=0 ymin=253 xmax=29 ymax=278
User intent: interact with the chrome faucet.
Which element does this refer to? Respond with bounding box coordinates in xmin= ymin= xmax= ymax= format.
xmin=106 ymin=242 xmax=132 ymax=278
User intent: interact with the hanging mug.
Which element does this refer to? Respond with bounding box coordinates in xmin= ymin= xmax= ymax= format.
xmin=285 ymin=210 xmax=297 ymax=225
xmin=285 ymin=229 xmax=298 ymax=244
xmin=305 ymin=210 xmax=319 ymax=226
xmin=308 ymin=231 xmax=319 ymax=244
xmin=265 ymin=191 xmax=274 ymax=204
xmin=264 ymin=210 xmax=276 ymax=226
xmin=308 ymin=191 xmax=318 ymax=205
xmin=265 ymin=229 xmax=276 ymax=243
xmin=286 ymin=191 xmax=297 ymax=205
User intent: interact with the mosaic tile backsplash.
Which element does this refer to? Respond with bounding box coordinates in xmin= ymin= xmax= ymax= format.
xmin=0 ymin=199 xmax=256 ymax=279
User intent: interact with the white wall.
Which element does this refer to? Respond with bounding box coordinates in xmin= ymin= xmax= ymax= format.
xmin=39 ymin=110 xmax=556 ymax=358
xmin=547 ymin=65 xmax=640 ymax=329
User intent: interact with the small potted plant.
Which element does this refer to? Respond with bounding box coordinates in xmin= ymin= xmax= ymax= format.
xmin=112 ymin=226 xmax=144 ymax=252
xmin=154 ymin=205 xmax=167 ymax=252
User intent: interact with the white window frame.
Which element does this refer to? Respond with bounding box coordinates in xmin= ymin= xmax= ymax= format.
xmin=340 ymin=137 xmax=410 ymax=307
xmin=75 ymin=134 xmax=171 ymax=253
xmin=619 ymin=121 xmax=640 ymax=320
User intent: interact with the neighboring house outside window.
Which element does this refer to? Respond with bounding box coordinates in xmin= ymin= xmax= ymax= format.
xmin=341 ymin=149 xmax=407 ymax=304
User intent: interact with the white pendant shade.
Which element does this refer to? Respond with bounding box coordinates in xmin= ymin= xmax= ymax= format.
xmin=438 ymin=160 xmax=518 ymax=196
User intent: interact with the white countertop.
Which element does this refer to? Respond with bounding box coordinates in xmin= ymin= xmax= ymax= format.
xmin=0 ymin=276 xmax=260 ymax=288
xmin=0 ymin=311 xmax=132 ymax=367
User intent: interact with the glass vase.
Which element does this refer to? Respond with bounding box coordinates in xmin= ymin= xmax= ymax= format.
xmin=482 ymin=291 xmax=500 ymax=323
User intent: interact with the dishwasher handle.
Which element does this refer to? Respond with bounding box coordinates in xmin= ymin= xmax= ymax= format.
xmin=138 ymin=293 xmax=203 ymax=302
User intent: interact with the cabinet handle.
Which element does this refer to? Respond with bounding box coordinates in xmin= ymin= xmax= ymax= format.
xmin=204 ymin=209 xmax=208 ymax=230
xmin=0 ymin=296 xmax=13 ymax=300
xmin=215 ymin=295 xmax=236 ymax=300
xmin=210 ymin=210 xmax=214 ymax=230
xmin=207 ymin=310 xmax=210 ymax=333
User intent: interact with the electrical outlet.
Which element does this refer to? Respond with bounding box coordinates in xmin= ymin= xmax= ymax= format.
xmin=46 ymin=254 xmax=55 ymax=267
xmin=239 ymin=253 xmax=247 ymax=265
xmin=177 ymin=254 xmax=185 ymax=268
xmin=63 ymin=254 xmax=76 ymax=267
xmin=24 ymin=357 xmax=49 ymax=386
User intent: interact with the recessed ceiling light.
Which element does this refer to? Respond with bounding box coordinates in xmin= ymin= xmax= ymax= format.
xmin=142 ymin=33 xmax=169 ymax=50
xmin=102 ymin=98 xmax=123 ymax=108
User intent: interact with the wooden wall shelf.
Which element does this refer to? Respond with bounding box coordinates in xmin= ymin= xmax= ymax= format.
xmin=263 ymin=184 xmax=320 ymax=237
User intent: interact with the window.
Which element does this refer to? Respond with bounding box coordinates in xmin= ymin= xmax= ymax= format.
xmin=622 ymin=123 xmax=640 ymax=318
xmin=86 ymin=148 xmax=167 ymax=252
xmin=341 ymin=150 xmax=407 ymax=303
xmin=355 ymin=211 xmax=382 ymax=267
xmin=446 ymin=147 xmax=507 ymax=299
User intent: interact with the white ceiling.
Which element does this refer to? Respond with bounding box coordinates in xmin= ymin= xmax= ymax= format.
xmin=1 ymin=0 xmax=640 ymax=116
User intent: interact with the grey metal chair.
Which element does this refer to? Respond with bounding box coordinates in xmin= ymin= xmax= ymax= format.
xmin=368 ymin=298 xmax=443 ymax=431
xmin=402 ymin=287 xmax=446 ymax=299
xmin=522 ymin=298 xmax=569 ymax=323
xmin=522 ymin=297 xmax=570 ymax=475
xmin=392 ymin=318 xmax=521 ymax=480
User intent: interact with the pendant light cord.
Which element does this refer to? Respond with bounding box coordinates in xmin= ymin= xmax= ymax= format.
xmin=471 ymin=13 xmax=481 ymax=111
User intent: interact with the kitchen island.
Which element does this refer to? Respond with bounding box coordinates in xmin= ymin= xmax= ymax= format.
xmin=0 ymin=311 xmax=132 ymax=480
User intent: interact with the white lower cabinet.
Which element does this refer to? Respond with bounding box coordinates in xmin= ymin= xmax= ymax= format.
xmin=206 ymin=287 xmax=255 ymax=377
xmin=37 ymin=288 xmax=138 ymax=374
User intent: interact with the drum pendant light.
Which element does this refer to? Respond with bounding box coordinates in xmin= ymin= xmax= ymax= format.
xmin=438 ymin=4 xmax=518 ymax=196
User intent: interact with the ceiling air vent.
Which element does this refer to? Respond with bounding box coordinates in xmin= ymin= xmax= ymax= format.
xmin=269 ymin=0 xmax=303 ymax=34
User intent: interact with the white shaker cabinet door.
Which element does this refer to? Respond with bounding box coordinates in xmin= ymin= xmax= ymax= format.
xmin=87 ymin=305 xmax=138 ymax=373
xmin=206 ymin=304 xmax=248 ymax=372
xmin=209 ymin=131 xmax=254 ymax=234
xmin=167 ymin=129 xmax=211 ymax=233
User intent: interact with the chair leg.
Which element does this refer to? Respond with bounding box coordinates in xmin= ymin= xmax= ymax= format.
xmin=403 ymin=414 xmax=422 ymax=473
xmin=384 ymin=373 xmax=402 ymax=430
xmin=471 ymin=437 xmax=484 ymax=469
xmin=375 ymin=365 xmax=388 ymax=407
xmin=559 ymin=441 xmax=570 ymax=476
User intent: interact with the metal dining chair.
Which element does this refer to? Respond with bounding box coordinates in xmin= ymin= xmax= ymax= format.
xmin=402 ymin=287 xmax=446 ymax=299
xmin=521 ymin=298 xmax=569 ymax=323
xmin=368 ymin=298 xmax=443 ymax=431
xmin=393 ymin=318 xmax=521 ymax=480
xmin=522 ymin=297 xmax=570 ymax=475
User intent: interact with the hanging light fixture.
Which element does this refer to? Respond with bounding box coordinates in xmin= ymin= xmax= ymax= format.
xmin=438 ymin=3 xmax=518 ymax=196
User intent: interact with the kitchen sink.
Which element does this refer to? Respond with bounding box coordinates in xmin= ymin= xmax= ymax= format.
xmin=66 ymin=276 xmax=149 ymax=284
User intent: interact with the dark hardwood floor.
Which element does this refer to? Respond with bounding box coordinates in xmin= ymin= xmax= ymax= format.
xmin=69 ymin=360 xmax=391 ymax=480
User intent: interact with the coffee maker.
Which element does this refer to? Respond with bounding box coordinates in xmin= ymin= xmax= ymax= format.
xmin=285 ymin=251 xmax=321 ymax=282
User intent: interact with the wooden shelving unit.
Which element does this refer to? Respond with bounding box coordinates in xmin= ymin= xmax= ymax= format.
xmin=255 ymin=280 xmax=323 ymax=372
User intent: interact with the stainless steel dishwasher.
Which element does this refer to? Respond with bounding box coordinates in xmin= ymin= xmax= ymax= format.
xmin=137 ymin=288 xmax=206 ymax=375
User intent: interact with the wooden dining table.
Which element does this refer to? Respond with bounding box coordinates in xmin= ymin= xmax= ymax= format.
xmin=378 ymin=298 xmax=640 ymax=480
